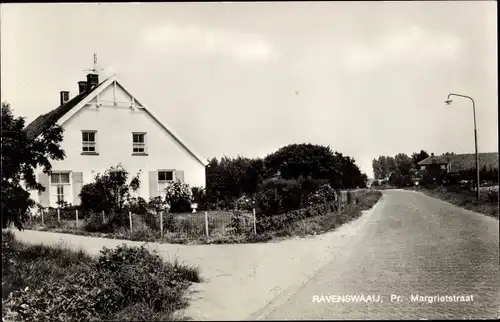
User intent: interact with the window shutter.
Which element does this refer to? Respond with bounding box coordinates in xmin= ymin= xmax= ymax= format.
xmin=176 ymin=170 xmax=184 ymax=182
xmin=72 ymin=172 xmax=83 ymax=206
xmin=149 ymin=171 xmax=158 ymax=199
xmin=38 ymin=172 xmax=50 ymax=207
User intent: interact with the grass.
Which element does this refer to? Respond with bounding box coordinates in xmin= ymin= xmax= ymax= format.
xmin=1 ymin=230 xmax=201 ymax=321
xmin=413 ymin=185 xmax=499 ymax=219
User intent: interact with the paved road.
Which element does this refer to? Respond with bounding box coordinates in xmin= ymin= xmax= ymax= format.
xmin=257 ymin=189 xmax=499 ymax=320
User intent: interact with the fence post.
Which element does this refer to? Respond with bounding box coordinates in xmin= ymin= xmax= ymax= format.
xmin=41 ymin=209 xmax=44 ymax=226
xmin=57 ymin=208 xmax=61 ymax=222
xmin=102 ymin=210 xmax=105 ymax=223
xmin=129 ymin=211 xmax=133 ymax=232
xmin=252 ymin=208 xmax=256 ymax=235
xmin=160 ymin=211 xmax=164 ymax=238
xmin=75 ymin=209 xmax=79 ymax=227
xmin=204 ymin=211 xmax=209 ymax=237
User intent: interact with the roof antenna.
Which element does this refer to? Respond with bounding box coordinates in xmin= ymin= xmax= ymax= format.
xmin=83 ymin=53 xmax=104 ymax=74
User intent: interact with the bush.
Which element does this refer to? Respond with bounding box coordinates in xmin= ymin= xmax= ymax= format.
xmin=2 ymin=239 xmax=201 ymax=321
xmin=147 ymin=197 xmax=170 ymax=214
xmin=255 ymin=178 xmax=303 ymax=216
xmin=164 ymin=181 xmax=193 ymax=213
xmin=79 ymin=165 xmax=141 ymax=214
xmin=126 ymin=197 xmax=148 ymax=215
xmin=191 ymin=187 xmax=208 ymax=211
xmin=308 ymin=183 xmax=337 ymax=205
xmin=234 ymin=195 xmax=255 ymax=211
xmin=84 ymin=212 xmax=111 ymax=233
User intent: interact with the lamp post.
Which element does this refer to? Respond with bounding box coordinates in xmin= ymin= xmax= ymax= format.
xmin=445 ymin=93 xmax=480 ymax=200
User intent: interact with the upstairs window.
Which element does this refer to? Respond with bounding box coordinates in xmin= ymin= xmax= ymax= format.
xmin=420 ymin=165 xmax=426 ymax=170
xmin=82 ymin=131 xmax=97 ymax=153
xmin=132 ymin=133 xmax=146 ymax=154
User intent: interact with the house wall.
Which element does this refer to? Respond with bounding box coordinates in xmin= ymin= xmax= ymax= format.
xmin=30 ymin=83 xmax=206 ymax=207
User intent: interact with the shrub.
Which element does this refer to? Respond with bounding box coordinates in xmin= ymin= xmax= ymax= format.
xmin=126 ymin=197 xmax=148 ymax=215
xmin=256 ymin=178 xmax=304 ymax=216
xmin=79 ymin=165 xmax=141 ymax=214
xmin=3 ymin=240 xmax=201 ymax=321
xmin=234 ymin=195 xmax=255 ymax=211
xmin=228 ymin=210 xmax=252 ymax=235
xmin=84 ymin=212 xmax=111 ymax=233
xmin=308 ymin=183 xmax=337 ymax=205
xmin=147 ymin=197 xmax=170 ymax=214
xmin=164 ymin=181 xmax=193 ymax=213
xmin=191 ymin=187 xmax=208 ymax=211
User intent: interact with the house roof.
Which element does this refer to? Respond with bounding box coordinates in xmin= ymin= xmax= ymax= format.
xmin=24 ymin=77 xmax=108 ymax=141
xmin=418 ymin=152 xmax=499 ymax=172
xmin=24 ymin=74 xmax=208 ymax=167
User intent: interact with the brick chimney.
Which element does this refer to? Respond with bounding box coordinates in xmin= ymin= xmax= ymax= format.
xmin=59 ymin=91 xmax=69 ymax=105
xmin=86 ymin=73 xmax=99 ymax=89
xmin=78 ymin=81 xmax=88 ymax=94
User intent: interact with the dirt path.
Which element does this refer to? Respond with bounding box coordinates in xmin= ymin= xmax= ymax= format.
xmin=12 ymin=199 xmax=383 ymax=321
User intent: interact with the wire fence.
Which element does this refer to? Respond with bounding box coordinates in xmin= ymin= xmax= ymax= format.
xmin=27 ymin=189 xmax=371 ymax=238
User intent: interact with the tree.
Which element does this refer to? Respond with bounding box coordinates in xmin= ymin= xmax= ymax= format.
xmin=79 ymin=164 xmax=141 ymax=214
xmin=263 ymin=144 xmax=343 ymax=187
xmin=1 ymin=102 xmax=65 ymax=229
xmin=372 ymin=155 xmax=397 ymax=180
xmin=411 ymin=150 xmax=430 ymax=168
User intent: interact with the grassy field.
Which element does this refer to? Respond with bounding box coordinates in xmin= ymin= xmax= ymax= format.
xmin=1 ymin=230 xmax=201 ymax=321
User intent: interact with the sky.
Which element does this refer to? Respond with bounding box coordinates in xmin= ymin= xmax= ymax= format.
xmin=1 ymin=1 xmax=497 ymax=178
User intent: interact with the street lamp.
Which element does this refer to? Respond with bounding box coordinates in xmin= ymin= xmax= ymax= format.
xmin=445 ymin=93 xmax=480 ymax=200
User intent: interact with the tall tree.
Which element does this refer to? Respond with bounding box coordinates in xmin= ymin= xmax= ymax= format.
xmin=1 ymin=102 xmax=65 ymax=229
xmin=264 ymin=144 xmax=342 ymax=187
xmin=411 ymin=150 xmax=430 ymax=167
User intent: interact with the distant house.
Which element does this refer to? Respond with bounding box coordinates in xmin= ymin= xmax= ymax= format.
xmin=25 ymin=72 xmax=207 ymax=208
xmin=416 ymin=152 xmax=499 ymax=183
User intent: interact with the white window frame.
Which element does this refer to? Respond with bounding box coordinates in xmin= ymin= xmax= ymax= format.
xmin=440 ymin=164 xmax=447 ymax=170
xmin=158 ymin=170 xmax=176 ymax=197
xmin=158 ymin=170 xmax=175 ymax=183
xmin=132 ymin=132 xmax=147 ymax=154
xmin=50 ymin=172 xmax=71 ymax=207
xmin=420 ymin=165 xmax=426 ymax=170
xmin=50 ymin=172 xmax=71 ymax=185
xmin=82 ymin=130 xmax=97 ymax=153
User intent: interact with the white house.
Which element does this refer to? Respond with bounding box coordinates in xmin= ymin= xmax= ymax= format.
xmin=25 ymin=72 xmax=208 ymax=208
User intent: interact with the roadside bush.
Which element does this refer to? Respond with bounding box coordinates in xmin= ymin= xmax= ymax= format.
xmin=308 ymin=183 xmax=337 ymax=205
xmin=3 ymin=240 xmax=201 ymax=321
xmin=164 ymin=181 xmax=193 ymax=213
xmin=256 ymin=190 xmax=381 ymax=234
